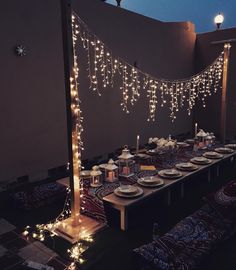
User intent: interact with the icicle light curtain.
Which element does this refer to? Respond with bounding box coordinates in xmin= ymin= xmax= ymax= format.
xmin=72 ymin=11 xmax=224 ymax=122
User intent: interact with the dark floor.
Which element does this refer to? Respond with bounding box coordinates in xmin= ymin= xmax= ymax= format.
xmin=0 ymin=161 xmax=236 ymax=270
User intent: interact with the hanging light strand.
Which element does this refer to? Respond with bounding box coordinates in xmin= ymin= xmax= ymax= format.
xmin=72 ymin=11 xmax=224 ymax=121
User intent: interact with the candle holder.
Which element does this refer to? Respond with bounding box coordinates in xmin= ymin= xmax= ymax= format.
xmin=105 ymin=159 xmax=118 ymax=182
xmin=205 ymin=133 xmax=212 ymax=149
xmin=136 ymin=135 xmax=140 ymax=155
xmin=90 ymin=166 xmax=103 ymax=187
xmin=193 ymin=136 xmax=199 ymax=152
xmin=210 ymin=132 xmax=216 ymax=145
xmin=117 ymin=146 xmax=135 ymax=177
xmin=194 ymin=123 xmax=198 ymax=137
xmin=196 ymin=129 xmax=207 ymax=149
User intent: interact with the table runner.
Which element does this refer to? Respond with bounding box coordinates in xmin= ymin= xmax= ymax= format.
xmin=81 ymin=145 xmax=222 ymax=223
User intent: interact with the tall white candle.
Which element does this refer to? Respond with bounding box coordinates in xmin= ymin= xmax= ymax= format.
xmin=195 ymin=123 xmax=198 ymax=137
xmin=136 ymin=135 xmax=140 ymax=154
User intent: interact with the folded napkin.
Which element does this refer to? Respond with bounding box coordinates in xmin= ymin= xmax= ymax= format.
xmin=140 ymin=165 xmax=156 ymax=171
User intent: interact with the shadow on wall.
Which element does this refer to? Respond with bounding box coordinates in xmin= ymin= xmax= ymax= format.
xmin=1 ymin=0 xmax=200 ymax=184
xmin=194 ymin=28 xmax=236 ymax=141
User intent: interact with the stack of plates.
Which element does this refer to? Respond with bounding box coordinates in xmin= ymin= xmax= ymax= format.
xmin=214 ymin=147 xmax=234 ymax=154
xmin=190 ymin=157 xmax=211 ymax=165
xmin=158 ymin=169 xmax=182 ymax=179
xmin=114 ymin=185 xmax=143 ymax=198
xmin=137 ymin=176 xmax=164 ymax=187
xmin=203 ymin=151 xmax=223 ymax=159
xmin=175 ymin=162 xmax=198 ymax=171
xmin=177 ymin=142 xmax=190 ymax=147
xmin=225 ymin=144 xmax=236 ymax=150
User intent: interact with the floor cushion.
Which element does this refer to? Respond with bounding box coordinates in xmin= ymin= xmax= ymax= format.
xmin=134 ymin=204 xmax=234 ymax=270
xmin=204 ymin=180 xmax=236 ymax=221
xmin=11 ymin=182 xmax=66 ymax=210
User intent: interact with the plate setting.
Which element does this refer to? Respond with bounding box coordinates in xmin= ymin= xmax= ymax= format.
xmin=158 ymin=169 xmax=182 ymax=179
xmin=190 ymin=157 xmax=212 ymax=165
xmin=177 ymin=142 xmax=190 ymax=148
xmin=225 ymin=144 xmax=236 ymax=150
xmin=214 ymin=147 xmax=234 ymax=154
xmin=147 ymin=149 xmax=165 ymax=155
xmin=175 ymin=162 xmax=198 ymax=171
xmin=135 ymin=153 xmax=151 ymax=159
xmin=114 ymin=185 xmax=144 ymax=198
xmin=137 ymin=176 xmax=164 ymax=188
xmin=185 ymin=139 xmax=195 ymax=144
xmin=203 ymin=151 xmax=223 ymax=159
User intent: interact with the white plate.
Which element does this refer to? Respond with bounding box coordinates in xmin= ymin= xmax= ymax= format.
xmin=147 ymin=149 xmax=157 ymax=154
xmin=175 ymin=163 xmax=198 ymax=171
xmin=185 ymin=139 xmax=195 ymax=144
xmin=214 ymin=147 xmax=234 ymax=154
xmin=190 ymin=157 xmax=211 ymax=165
xmin=162 ymin=169 xmax=179 ymax=176
xmin=137 ymin=178 xmax=164 ymax=188
xmin=114 ymin=186 xmax=143 ymax=198
xmin=136 ymin=153 xmax=151 ymax=159
xmin=140 ymin=176 xmax=160 ymax=183
xmin=117 ymin=185 xmax=138 ymax=194
xmin=225 ymin=144 xmax=236 ymax=150
xmin=203 ymin=152 xmax=223 ymax=159
xmin=204 ymin=151 xmax=217 ymax=156
xmin=178 ymin=162 xmax=193 ymax=168
xmin=177 ymin=142 xmax=190 ymax=147
xmin=158 ymin=169 xmax=182 ymax=179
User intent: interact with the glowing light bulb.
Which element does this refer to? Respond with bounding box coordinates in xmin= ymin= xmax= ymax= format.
xmin=214 ymin=13 xmax=224 ymax=29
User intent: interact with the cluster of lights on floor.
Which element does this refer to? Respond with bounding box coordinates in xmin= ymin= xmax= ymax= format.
xmin=22 ymin=187 xmax=94 ymax=269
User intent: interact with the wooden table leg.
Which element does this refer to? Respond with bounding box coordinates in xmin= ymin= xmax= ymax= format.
xmin=167 ymin=190 xmax=171 ymax=205
xmin=181 ymin=183 xmax=184 ymax=199
xmin=120 ymin=207 xmax=128 ymax=231
xmin=208 ymin=169 xmax=211 ymax=183
xmin=216 ymin=165 xmax=220 ymax=177
xmin=230 ymin=156 xmax=235 ymax=166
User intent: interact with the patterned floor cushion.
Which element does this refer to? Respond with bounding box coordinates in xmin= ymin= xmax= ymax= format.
xmin=11 ymin=182 xmax=66 ymax=210
xmin=134 ymin=205 xmax=234 ymax=270
xmin=204 ymin=180 xmax=236 ymax=222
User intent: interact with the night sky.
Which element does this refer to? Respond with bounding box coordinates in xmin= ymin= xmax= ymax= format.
xmin=106 ymin=0 xmax=236 ymax=33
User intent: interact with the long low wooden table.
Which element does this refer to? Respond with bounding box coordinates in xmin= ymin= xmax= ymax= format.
xmin=103 ymin=151 xmax=236 ymax=231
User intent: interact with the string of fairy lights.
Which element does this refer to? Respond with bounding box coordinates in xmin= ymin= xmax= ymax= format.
xmin=21 ymin=15 xmax=92 ymax=269
xmin=22 ymin=186 xmax=93 ymax=268
xmin=72 ymin=11 xmax=224 ymax=122
xmin=22 ymin=11 xmax=226 ymax=268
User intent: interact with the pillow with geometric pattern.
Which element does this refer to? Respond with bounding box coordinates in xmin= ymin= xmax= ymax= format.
xmin=204 ymin=180 xmax=236 ymax=222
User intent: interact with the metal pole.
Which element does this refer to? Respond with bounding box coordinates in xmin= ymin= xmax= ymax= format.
xmin=60 ymin=0 xmax=80 ymax=226
xmin=220 ymin=43 xmax=231 ymax=144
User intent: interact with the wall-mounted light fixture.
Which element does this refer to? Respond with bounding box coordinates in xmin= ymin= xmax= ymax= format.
xmin=214 ymin=13 xmax=224 ymax=30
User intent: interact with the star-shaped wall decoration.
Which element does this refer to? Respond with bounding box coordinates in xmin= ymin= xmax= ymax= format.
xmin=15 ymin=45 xmax=26 ymax=56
